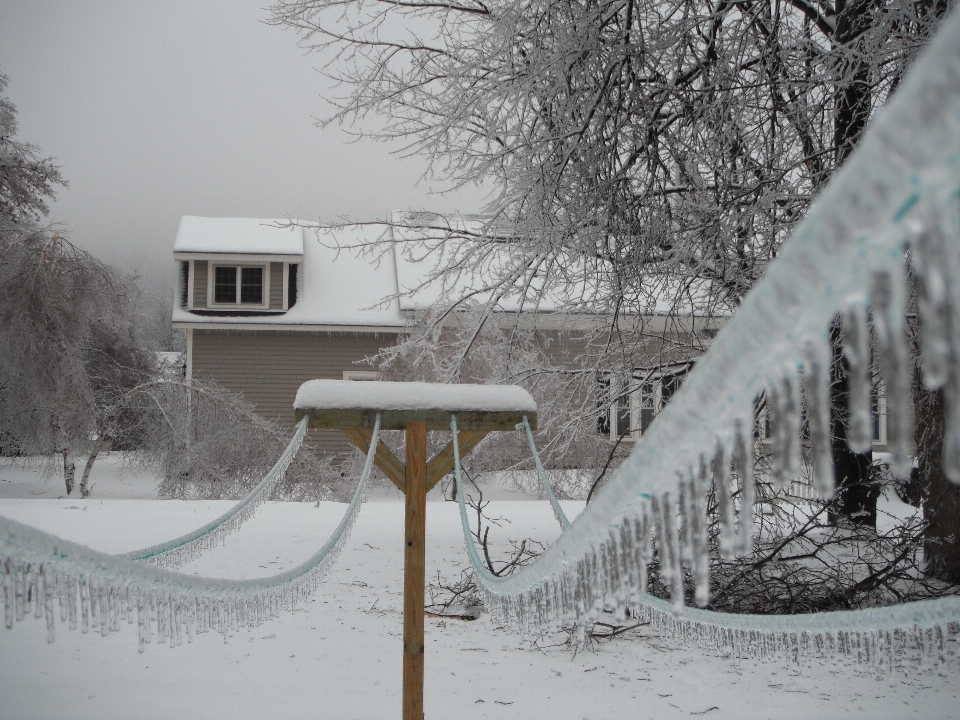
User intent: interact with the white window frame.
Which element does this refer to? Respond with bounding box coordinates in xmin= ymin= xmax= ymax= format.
xmin=208 ymin=263 xmax=270 ymax=309
xmin=599 ymin=367 xmax=690 ymax=442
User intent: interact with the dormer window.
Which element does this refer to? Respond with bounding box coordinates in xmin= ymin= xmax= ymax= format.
xmin=173 ymin=216 xmax=305 ymax=314
xmin=214 ymin=265 xmax=264 ymax=305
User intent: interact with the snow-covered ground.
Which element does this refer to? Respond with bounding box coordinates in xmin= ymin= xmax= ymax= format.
xmin=0 ymin=457 xmax=957 ymax=719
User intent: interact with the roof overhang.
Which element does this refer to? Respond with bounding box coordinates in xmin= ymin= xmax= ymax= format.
xmin=174 ymin=252 xmax=304 ymax=263
xmin=173 ymin=321 xmax=408 ymax=333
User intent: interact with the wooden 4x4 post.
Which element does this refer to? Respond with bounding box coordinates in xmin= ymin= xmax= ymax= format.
xmin=294 ymin=380 xmax=537 ymax=720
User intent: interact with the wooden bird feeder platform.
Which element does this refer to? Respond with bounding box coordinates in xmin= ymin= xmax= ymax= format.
xmin=294 ymin=380 xmax=537 ymax=720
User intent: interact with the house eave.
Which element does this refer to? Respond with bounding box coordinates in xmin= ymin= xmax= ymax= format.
xmin=173 ymin=251 xmax=304 ymax=263
xmin=172 ymin=321 xmax=409 ymax=333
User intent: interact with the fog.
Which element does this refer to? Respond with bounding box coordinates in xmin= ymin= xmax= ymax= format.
xmin=0 ymin=0 xmax=488 ymax=293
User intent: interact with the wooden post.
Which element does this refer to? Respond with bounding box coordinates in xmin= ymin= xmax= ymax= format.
xmin=403 ymin=421 xmax=427 ymax=720
xmin=295 ymin=382 xmax=536 ymax=720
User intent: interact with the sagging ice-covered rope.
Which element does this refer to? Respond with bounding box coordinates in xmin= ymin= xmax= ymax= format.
xmin=0 ymin=414 xmax=381 ymax=651
xmin=120 ymin=417 xmax=309 ymax=570
xmin=512 ymin=418 xmax=958 ymax=667
xmin=454 ymin=416 xmax=960 ymax=666
xmin=518 ymin=415 xmax=569 ymax=530
xmin=447 ymin=9 xmax=960 ymax=666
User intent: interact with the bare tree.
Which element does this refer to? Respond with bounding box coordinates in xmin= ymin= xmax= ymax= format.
xmin=0 ymin=223 xmax=156 ymax=494
xmin=0 ymin=71 xmax=65 ymax=227
xmin=0 ymin=71 xmax=156 ymax=495
xmin=270 ymin=0 xmax=946 ymax=513
xmin=268 ymin=3 xmax=960 ymax=610
xmin=120 ymin=377 xmax=352 ymax=502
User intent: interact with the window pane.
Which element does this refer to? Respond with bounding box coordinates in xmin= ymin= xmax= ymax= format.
xmin=597 ymin=378 xmax=611 ymax=436
xmin=214 ymin=266 xmax=237 ymax=303
xmin=660 ymin=374 xmax=681 ymax=405
xmin=240 ymin=267 xmax=263 ymax=304
xmin=616 ymin=393 xmax=630 ymax=438
xmin=640 ymin=382 xmax=655 ymax=433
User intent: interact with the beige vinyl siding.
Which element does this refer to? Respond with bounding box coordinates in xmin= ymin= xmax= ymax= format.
xmin=191 ymin=329 xmax=402 ymax=456
xmin=269 ymin=263 xmax=284 ymax=310
xmin=193 ymin=261 xmax=208 ymax=308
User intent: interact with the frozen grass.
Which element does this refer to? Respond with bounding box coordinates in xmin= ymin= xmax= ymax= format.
xmin=0 ymin=461 xmax=957 ymax=719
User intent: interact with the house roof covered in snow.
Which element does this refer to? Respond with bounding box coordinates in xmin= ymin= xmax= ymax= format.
xmin=389 ymin=211 xmax=725 ymax=317
xmin=173 ymin=216 xmax=304 ymax=257
xmin=172 ymin=220 xmax=406 ymax=330
xmin=171 ymin=214 xmax=728 ymax=331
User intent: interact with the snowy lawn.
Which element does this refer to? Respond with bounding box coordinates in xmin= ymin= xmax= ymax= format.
xmin=0 ymin=458 xmax=957 ymax=719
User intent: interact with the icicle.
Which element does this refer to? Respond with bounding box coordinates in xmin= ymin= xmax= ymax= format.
xmin=137 ymin=590 xmax=146 ymax=654
xmin=802 ymin=338 xmax=835 ymax=498
xmin=109 ymin=585 xmax=119 ymax=634
xmin=15 ymin=561 xmax=25 ymax=623
xmin=3 ymin=557 xmax=12 ymax=630
xmin=32 ymin=564 xmax=42 ymax=619
xmin=732 ymin=419 xmax=755 ymax=556
xmin=653 ymin=493 xmax=684 ymax=614
xmin=871 ymin=270 xmax=913 ymax=479
xmin=57 ymin=573 xmax=68 ymax=624
xmin=89 ymin=575 xmax=99 ymax=631
xmin=909 ymin=213 xmax=952 ymax=391
xmin=68 ymin=576 xmax=77 ymax=631
xmin=842 ymin=303 xmax=873 ymax=453
xmin=677 ymin=472 xmax=693 ymax=565
xmin=41 ymin=564 xmax=55 ymax=643
xmin=80 ymin=577 xmax=90 ymax=634
xmin=99 ymin=579 xmax=109 ymax=638
xmin=691 ymin=457 xmax=711 ymax=608
xmin=632 ymin=509 xmax=651 ymax=601
xmin=616 ymin=521 xmax=633 ymax=620
xmin=712 ymin=440 xmax=736 ymax=560
xmin=768 ymin=371 xmax=801 ymax=489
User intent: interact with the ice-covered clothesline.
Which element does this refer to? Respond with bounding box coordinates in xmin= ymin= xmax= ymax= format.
xmin=445 ymin=9 xmax=960 ymax=665
xmin=0 ymin=416 xmax=381 ymax=651
xmin=518 ymin=416 xmax=569 ymax=530
xmin=120 ymin=417 xmax=308 ymax=570
xmin=454 ymin=416 xmax=959 ymax=666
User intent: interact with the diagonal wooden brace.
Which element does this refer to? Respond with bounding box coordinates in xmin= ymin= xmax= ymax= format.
xmin=342 ymin=428 xmax=490 ymax=495
xmin=425 ymin=431 xmax=488 ymax=491
xmin=343 ymin=428 xmax=406 ymax=492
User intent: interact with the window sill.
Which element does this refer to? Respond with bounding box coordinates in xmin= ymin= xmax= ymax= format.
xmin=186 ymin=308 xmax=288 ymax=317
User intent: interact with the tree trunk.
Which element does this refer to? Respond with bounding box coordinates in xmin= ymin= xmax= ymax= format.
xmin=833 ymin=0 xmax=873 ymax=165
xmin=61 ymin=446 xmax=76 ymax=496
xmin=79 ymin=435 xmax=105 ymax=499
xmin=914 ymin=373 xmax=960 ymax=582
xmin=829 ymin=321 xmax=877 ymax=527
xmin=825 ymin=0 xmax=876 ymax=527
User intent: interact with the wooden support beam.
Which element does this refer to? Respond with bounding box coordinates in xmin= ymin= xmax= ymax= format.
xmin=343 ymin=429 xmax=406 ymax=492
xmin=425 ymin=430 xmax=490 ymax=491
xmin=403 ymin=421 xmax=427 ymax=720
xmin=298 ymin=407 xmax=535 ymax=432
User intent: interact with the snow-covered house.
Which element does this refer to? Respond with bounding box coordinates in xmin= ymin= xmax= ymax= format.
xmin=174 ymin=215 xmax=888 ymax=462
xmin=172 ymin=216 xmax=409 ymax=456
xmin=172 ymin=215 xmax=733 ymax=454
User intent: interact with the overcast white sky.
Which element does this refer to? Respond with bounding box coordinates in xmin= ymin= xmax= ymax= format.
xmin=0 ymin=0 xmax=488 ymax=290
